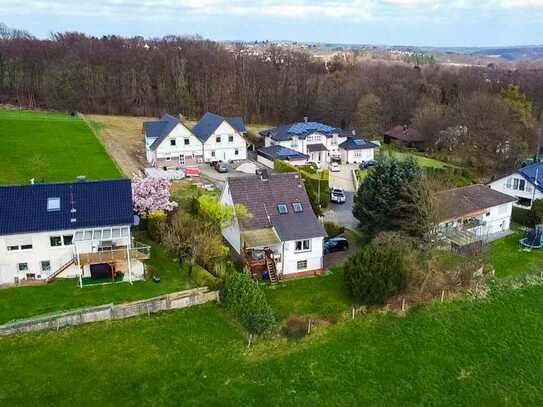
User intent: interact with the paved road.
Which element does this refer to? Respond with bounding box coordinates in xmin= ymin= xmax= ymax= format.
xmin=325 ymin=164 xmax=358 ymax=228
xmin=328 ymin=164 xmax=357 ymax=192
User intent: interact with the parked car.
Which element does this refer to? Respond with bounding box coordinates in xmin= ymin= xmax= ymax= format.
xmin=330 ymin=188 xmax=346 ymax=204
xmin=215 ymin=161 xmax=229 ymax=173
xmin=329 ymin=162 xmax=340 ymax=172
xmin=323 ymin=237 xmax=349 ymax=254
xmin=359 ymin=159 xmax=378 ymax=169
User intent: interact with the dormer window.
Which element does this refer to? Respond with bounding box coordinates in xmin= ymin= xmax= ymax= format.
xmin=47 ymin=197 xmax=60 ymax=212
xmin=292 ymin=202 xmax=303 ymax=213
xmin=277 ymin=203 xmax=288 ymax=214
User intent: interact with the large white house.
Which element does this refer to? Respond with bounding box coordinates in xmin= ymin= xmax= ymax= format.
xmin=488 ymin=162 xmax=543 ymax=209
xmin=220 ymin=171 xmax=327 ymax=280
xmin=144 ymin=112 xmax=247 ymax=169
xmin=260 ymin=119 xmax=378 ymax=165
xmin=435 ymin=184 xmax=515 ymax=242
xmin=0 ymin=179 xmax=149 ymax=287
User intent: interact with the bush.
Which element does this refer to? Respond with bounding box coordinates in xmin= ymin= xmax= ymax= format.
xmin=322 ymin=303 xmax=344 ymax=323
xmin=324 ymin=221 xmax=345 ymax=238
xmin=281 ymin=318 xmax=307 ymax=340
xmin=222 ymin=272 xmax=275 ymax=334
xmin=344 ymin=234 xmax=410 ymax=305
xmin=190 ymin=263 xmax=221 ymax=289
xmin=512 ymin=207 xmax=535 ymax=227
xmin=147 ymin=210 xmax=167 ymax=241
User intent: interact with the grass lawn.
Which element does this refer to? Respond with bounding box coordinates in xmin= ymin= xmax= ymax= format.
xmin=0 ymin=236 xmax=194 ymax=324
xmin=2 ymin=283 xmax=543 ymax=405
xmin=389 ymin=150 xmax=449 ymax=169
xmin=0 ymin=110 xmax=121 ymax=184
xmin=486 ymin=232 xmax=543 ymax=278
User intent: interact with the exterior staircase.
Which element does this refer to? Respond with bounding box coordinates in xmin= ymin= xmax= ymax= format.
xmin=265 ymin=256 xmax=279 ymax=285
xmin=45 ymin=257 xmax=75 ymax=283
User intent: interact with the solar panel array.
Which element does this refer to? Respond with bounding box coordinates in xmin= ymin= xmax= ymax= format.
xmin=277 ymin=147 xmax=301 ymax=157
xmin=288 ymin=122 xmax=336 ymax=135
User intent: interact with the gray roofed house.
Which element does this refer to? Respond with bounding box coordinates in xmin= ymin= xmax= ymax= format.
xmin=144 ymin=114 xmax=183 ymax=151
xmin=192 ymin=112 xmax=246 ymax=142
xmin=221 ymin=172 xmax=327 ymax=278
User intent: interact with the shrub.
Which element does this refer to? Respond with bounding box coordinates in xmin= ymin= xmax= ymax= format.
xmin=281 ymin=318 xmax=307 ymax=340
xmin=222 ymin=272 xmax=275 ymax=334
xmin=324 ymin=221 xmax=345 ymax=238
xmin=531 ymin=199 xmax=543 ymax=224
xmin=512 ymin=207 xmax=535 ymax=227
xmin=344 ymin=234 xmax=410 ymax=305
xmin=190 ymin=263 xmax=221 ymax=289
xmin=147 ymin=210 xmax=167 ymax=241
xmin=322 ymin=303 xmax=344 ymax=323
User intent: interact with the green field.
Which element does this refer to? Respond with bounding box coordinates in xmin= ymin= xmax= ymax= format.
xmin=486 ymin=232 xmax=543 ymax=278
xmin=2 ymin=282 xmax=543 ymax=406
xmin=0 ymin=110 xmax=121 ymax=184
xmin=0 ymin=237 xmax=194 ymax=324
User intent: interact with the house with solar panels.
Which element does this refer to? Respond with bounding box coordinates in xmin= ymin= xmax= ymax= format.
xmin=256 ymin=145 xmax=309 ymax=168
xmin=0 ymin=178 xmax=149 ymax=287
xmin=143 ymin=112 xmax=247 ymax=169
xmin=260 ymin=118 xmax=378 ymax=166
xmin=488 ymin=162 xmax=543 ymax=209
xmin=339 ymin=137 xmax=379 ymax=164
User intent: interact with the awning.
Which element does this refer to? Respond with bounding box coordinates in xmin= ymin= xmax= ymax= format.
xmin=307 ymin=143 xmax=328 ymax=152
xmin=241 ymin=228 xmax=281 ymax=249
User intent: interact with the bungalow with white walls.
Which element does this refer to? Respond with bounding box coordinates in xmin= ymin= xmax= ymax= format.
xmin=261 ymin=119 xmax=378 ymax=165
xmin=489 ymin=162 xmax=543 ymax=209
xmin=192 ymin=112 xmax=248 ymax=163
xmin=144 ymin=114 xmax=204 ymax=169
xmin=220 ymin=171 xmax=326 ymax=281
xmin=0 ymin=179 xmax=149 ymax=287
xmin=339 ymin=137 xmax=379 ymax=164
xmin=256 ymin=145 xmax=309 ymax=168
xmin=435 ymin=184 xmax=515 ymax=243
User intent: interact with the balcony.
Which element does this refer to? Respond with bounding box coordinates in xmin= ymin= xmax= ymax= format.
xmin=77 ymin=242 xmax=150 ymax=266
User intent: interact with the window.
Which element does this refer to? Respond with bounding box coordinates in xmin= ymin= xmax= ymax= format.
xmin=519 ymin=179 xmax=526 ymax=191
xmin=50 ymin=236 xmax=62 ymax=247
xmin=41 ymin=261 xmax=51 ymax=273
xmin=506 ymin=178 xmax=512 ymax=189
xmin=229 ymin=135 xmax=234 ymax=142
xmin=102 ymin=229 xmax=112 ymax=239
xmin=211 ymin=151 xmax=216 ymax=157
xmin=112 ymin=228 xmax=121 ymax=238
xmin=166 ymin=156 xmax=171 ymax=161
xmin=184 ymin=138 xmax=190 ymax=145
xmin=292 ymin=202 xmax=303 ymax=213
xmin=20 ymin=244 xmax=33 ymax=250
xmin=47 ymin=197 xmax=60 ymax=212
xmin=216 ymin=136 xmax=221 ymax=143
xmin=63 ymin=235 xmax=73 ymax=245
xmin=235 ymin=149 xmax=239 ymax=156
xmin=17 ymin=263 xmax=28 ymax=272
xmin=7 ymin=245 xmax=19 ymax=251
xmin=295 ymin=239 xmax=310 ymax=252
xmin=297 ymin=260 xmax=308 ymax=270
xmin=277 ymin=203 xmax=288 ymax=214
xmin=170 ymin=139 xmax=176 ymax=146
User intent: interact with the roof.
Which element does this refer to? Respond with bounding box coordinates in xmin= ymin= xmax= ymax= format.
xmin=385 ymin=125 xmax=423 ymax=143
xmin=0 ymin=179 xmax=134 ymax=236
xmin=518 ymin=162 xmax=543 ymax=193
xmin=227 ymin=173 xmax=326 ymax=241
xmin=306 ymin=143 xmax=328 ymax=153
xmin=339 ymin=137 xmax=379 ymax=151
xmin=257 ymin=145 xmax=308 ymax=161
xmin=261 ymin=121 xmax=342 ymax=142
xmin=144 ymin=114 xmax=181 ymax=151
xmin=192 ymin=112 xmax=246 ymax=142
xmin=241 ymin=228 xmax=281 ymax=248
xmin=435 ymin=184 xmax=516 ymax=223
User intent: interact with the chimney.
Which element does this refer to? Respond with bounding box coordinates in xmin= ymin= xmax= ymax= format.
xmin=304 ymin=116 xmax=309 ymax=123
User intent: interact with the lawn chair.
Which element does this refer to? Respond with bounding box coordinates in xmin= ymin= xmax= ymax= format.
xmin=519 ymin=225 xmax=543 ymax=249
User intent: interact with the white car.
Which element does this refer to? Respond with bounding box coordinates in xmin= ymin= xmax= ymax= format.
xmin=329 ymin=162 xmax=340 ymax=172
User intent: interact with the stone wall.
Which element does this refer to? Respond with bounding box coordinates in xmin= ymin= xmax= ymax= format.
xmin=0 ymin=287 xmax=219 ymax=337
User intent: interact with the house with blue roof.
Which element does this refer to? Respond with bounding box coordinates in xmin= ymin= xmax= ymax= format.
xmin=489 ymin=162 xmax=543 ymax=209
xmin=0 ymin=178 xmax=149 ymax=287
xmin=260 ymin=118 xmax=378 ymax=165
xmin=256 ymin=145 xmax=309 ymax=168
xmin=143 ymin=112 xmax=247 ymax=168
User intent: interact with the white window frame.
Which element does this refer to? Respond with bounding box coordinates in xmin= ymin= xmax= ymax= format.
xmin=47 ymin=197 xmax=61 ymax=212
xmin=17 ymin=263 xmax=29 ymax=272
xmin=295 ymin=239 xmax=311 ymax=252
xmin=41 ymin=260 xmax=51 ymax=273
xmin=297 ymin=260 xmax=308 ymax=270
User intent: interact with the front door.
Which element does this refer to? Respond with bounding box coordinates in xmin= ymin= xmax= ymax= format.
xmin=179 ymin=154 xmax=185 ymax=166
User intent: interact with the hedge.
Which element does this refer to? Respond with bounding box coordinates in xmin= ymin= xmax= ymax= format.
xmin=512 ymin=207 xmax=536 ymax=227
xmin=324 ymin=221 xmax=345 ymax=238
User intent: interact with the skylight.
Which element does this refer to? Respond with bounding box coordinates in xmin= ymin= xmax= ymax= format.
xmin=47 ymin=197 xmax=60 ymax=212
xmin=292 ymin=202 xmax=303 ymax=213
xmin=277 ymin=203 xmax=288 ymax=215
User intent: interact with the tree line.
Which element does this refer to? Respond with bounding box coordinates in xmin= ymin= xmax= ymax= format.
xmin=2 ymin=23 xmax=543 ymax=172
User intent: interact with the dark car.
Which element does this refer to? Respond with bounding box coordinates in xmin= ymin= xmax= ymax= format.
xmin=359 ymin=159 xmax=378 ymax=169
xmin=323 ymin=237 xmax=349 ymax=254
xmin=215 ymin=161 xmax=229 ymax=173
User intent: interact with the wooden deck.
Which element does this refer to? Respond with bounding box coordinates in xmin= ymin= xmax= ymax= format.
xmin=78 ymin=246 xmax=150 ymax=266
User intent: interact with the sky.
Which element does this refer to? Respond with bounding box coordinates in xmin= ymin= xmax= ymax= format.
xmin=1 ymin=0 xmax=543 ymax=47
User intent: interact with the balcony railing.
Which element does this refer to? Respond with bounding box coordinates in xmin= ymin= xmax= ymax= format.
xmin=77 ymin=241 xmax=151 ymax=266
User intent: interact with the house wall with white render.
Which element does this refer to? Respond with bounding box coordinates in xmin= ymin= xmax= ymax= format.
xmin=341 ymin=148 xmax=374 ymax=164
xmin=264 ymin=132 xmax=348 ymax=164
xmin=489 ymin=174 xmax=542 ymax=209
xmin=147 ymin=124 xmax=204 ymax=169
xmin=281 ymin=236 xmax=324 ymax=275
xmin=203 ymin=121 xmax=248 ymax=163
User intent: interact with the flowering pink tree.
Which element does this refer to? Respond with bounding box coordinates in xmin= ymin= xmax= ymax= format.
xmin=132 ymin=176 xmax=178 ymax=218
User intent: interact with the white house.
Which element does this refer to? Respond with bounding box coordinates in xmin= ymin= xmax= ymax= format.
xmin=261 ymin=119 xmax=377 ymax=165
xmin=339 ymin=137 xmax=379 ymax=164
xmin=220 ymin=171 xmax=327 ymax=279
xmin=435 ymin=184 xmax=515 ymax=242
xmin=0 ymin=179 xmax=149 ymax=287
xmin=144 ymin=114 xmax=203 ymax=169
xmin=489 ymin=162 xmax=543 ymax=209
xmin=144 ymin=112 xmax=248 ymax=169
xmin=256 ymin=145 xmax=309 ymax=168
xmin=192 ymin=112 xmax=248 ymax=163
